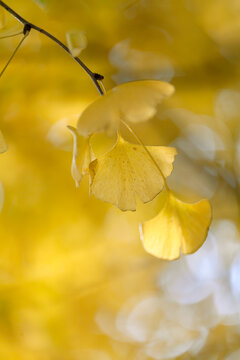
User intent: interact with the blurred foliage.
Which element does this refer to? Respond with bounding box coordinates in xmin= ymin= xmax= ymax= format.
xmin=32 ymin=0 xmax=46 ymax=8
xmin=1 ymin=0 xmax=240 ymax=359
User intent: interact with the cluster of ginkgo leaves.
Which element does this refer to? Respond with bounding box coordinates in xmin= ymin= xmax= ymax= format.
xmin=68 ymin=80 xmax=212 ymax=260
xmin=0 ymin=0 xmax=212 ymax=261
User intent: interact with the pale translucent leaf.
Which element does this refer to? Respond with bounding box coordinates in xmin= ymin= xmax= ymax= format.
xmin=109 ymin=39 xmax=174 ymax=83
xmin=46 ymin=115 xmax=79 ymax=151
xmin=215 ymin=89 xmax=240 ymax=122
xmin=68 ymin=126 xmax=95 ymax=187
xmin=141 ymin=191 xmax=212 ymax=260
xmin=66 ymin=30 xmax=87 ymax=58
xmin=77 ymin=80 xmax=175 ymax=136
xmin=89 ymin=134 xmax=177 ymax=211
xmin=0 ymin=130 xmax=7 ymax=153
xmin=226 ymin=349 xmax=240 ymax=360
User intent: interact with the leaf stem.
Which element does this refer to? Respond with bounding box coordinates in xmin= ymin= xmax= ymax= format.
xmin=120 ymin=118 xmax=169 ymax=191
xmin=0 ymin=30 xmax=23 ymax=39
xmin=0 ymin=0 xmax=104 ymax=95
xmin=0 ymin=32 xmax=29 ymax=79
xmin=99 ymin=80 xmax=106 ymax=94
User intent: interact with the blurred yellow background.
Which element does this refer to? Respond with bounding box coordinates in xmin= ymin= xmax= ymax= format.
xmin=1 ymin=0 xmax=240 ymax=359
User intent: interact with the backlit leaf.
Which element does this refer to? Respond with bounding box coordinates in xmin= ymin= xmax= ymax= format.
xmin=66 ymin=30 xmax=87 ymax=58
xmin=89 ymin=134 xmax=177 ymax=211
xmin=46 ymin=115 xmax=79 ymax=151
xmin=77 ymin=80 xmax=175 ymax=136
xmin=141 ymin=191 xmax=212 ymax=260
xmin=68 ymin=126 xmax=95 ymax=187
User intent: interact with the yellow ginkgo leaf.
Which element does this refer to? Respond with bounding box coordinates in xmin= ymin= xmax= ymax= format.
xmin=0 ymin=130 xmax=7 ymax=153
xmin=77 ymin=80 xmax=175 ymax=136
xmin=89 ymin=134 xmax=177 ymax=211
xmin=68 ymin=126 xmax=95 ymax=187
xmin=66 ymin=30 xmax=87 ymax=58
xmin=46 ymin=115 xmax=79 ymax=151
xmin=141 ymin=191 xmax=212 ymax=260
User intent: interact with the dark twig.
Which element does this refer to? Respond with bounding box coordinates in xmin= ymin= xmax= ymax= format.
xmin=0 ymin=0 xmax=104 ymax=95
xmin=0 ymin=31 xmax=29 ymax=79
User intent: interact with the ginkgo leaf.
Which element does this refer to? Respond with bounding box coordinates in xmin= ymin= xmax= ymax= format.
xmin=89 ymin=134 xmax=177 ymax=211
xmin=77 ymin=80 xmax=175 ymax=136
xmin=0 ymin=130 xmax=7 ymax=153
xmin=141 ymin=191 xmax=212 ymax=260
xmin=68 ymin=126 xmax=95 ymax=187
xmin=66 ymin=30 xmax=87 ymax=58
xmin=46 ymin=115 xmax=79 ymax=151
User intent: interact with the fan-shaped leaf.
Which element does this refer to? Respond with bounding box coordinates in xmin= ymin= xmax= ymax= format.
xmin=89 ymin=134 xmax=177 ymax=211
xmin=77 ymin=80 xmax=175 ymax=136
xmin=141 ymin=191 xmax=212 ymax=260
xmin=66 ymin=30 xmax=87 ymax=58
xmin=68 ymin=126 xmax=95 ymax=187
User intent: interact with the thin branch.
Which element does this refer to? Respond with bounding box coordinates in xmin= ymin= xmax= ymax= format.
xmin=0 ymin=0 xmax=104 ymax=95
xmin=0 ymin=32 xmax=29 ymax=79
xmin=0 ymin=30 xmax=23 ymax=39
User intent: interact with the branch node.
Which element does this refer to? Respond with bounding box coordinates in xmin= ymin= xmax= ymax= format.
xmin=23 ymin=23 xmax=32 ymax=35
xmin=0 ymin=0 xmax=104 ymax=94
xmin=94 ymin=73 xmax=104 ymax=81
